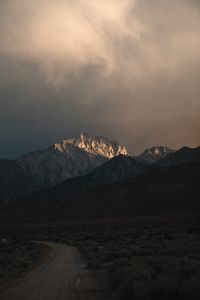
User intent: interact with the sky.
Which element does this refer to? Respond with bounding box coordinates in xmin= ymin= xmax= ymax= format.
xmin=0 ymin=0 xmax=200 ymax=157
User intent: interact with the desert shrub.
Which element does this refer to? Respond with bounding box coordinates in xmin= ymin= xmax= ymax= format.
xmin=108 ymin=254 xmax=200 ymax=300
xmin=0 ymin=239 xmax=46 ymax=280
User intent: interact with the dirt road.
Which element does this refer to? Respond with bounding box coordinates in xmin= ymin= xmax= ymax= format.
xmin=0 ymin=242 xmax=106 ymax=300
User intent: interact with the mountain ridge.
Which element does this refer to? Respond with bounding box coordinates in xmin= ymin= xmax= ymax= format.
xmin=0 ymin=132 xmax=199 ymax=206
xmin=0 ymin=133 xmax=128 ymax=204
xmin=136 ymin=146 xmax=176 ymax=165
xmin=157 ymin=145 xmax=200 ymax=166
xmin=3 ymin=148 xmax=200 ymax=218
xmin=1 ymin=162 xmax=199 ymax=223
xmin=53 ymin=132 xmax=128 ymax=158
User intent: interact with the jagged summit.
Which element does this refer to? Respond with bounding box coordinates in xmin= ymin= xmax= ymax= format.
xmin=13 ymin=133 xmax=128 ymax=196
xmin=136 ymin=146 xmax=176 ymax=165
xmin=53 ymin=132 xmax=128 ymax=158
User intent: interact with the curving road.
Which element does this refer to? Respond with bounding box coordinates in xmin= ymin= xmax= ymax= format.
xmin=0 ymin=242 xmax=106 ymax=300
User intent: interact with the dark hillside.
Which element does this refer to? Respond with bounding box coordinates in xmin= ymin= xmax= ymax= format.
xmin=1 ymin=163 xmax=199 ymax=223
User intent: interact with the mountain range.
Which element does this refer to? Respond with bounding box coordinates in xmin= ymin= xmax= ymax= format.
xmin=0 ymin=133 xmax=127 ymax=204
xmin=1 ymin=162 xmax=199 ymax=223
xmin=0 ymin=133 xmax=199 ymax=223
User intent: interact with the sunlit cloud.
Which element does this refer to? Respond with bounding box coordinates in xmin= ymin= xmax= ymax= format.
xmin=0 ymin=0 xmax=199 ymax=157
xmin=0 ymin=0 xmax=199 ymax=86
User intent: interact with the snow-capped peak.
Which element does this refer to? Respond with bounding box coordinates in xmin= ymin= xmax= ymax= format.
xmin=53 ymin=133 xmax=128 ymax=158
xmin=147 ymin=146 xmax=173 ymax=156
xmin=136 ymin=146 xmax=176 ymax=165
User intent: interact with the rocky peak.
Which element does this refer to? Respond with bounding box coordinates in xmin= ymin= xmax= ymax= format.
xmin=53 ymin=133 xmax=128 ymax=158
xmin=146 ymin=146 xmax=174 ymax=156
xmin=136 ymin=146 xmax=175 ymax=165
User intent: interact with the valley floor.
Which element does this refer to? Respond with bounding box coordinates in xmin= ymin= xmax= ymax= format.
xmin=0 ymin=214 xmax=200 ymax=300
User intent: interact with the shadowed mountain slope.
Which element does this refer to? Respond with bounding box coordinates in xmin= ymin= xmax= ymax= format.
xmin=0 ymin=159 xmax=34 ymax=205
xmin=157 ymin=146 xmax=200 ymax=166
xmin=1 ymin=163 xmax=199 ymax=223
xmin=51 ymin=155 xmax=148 ymax=197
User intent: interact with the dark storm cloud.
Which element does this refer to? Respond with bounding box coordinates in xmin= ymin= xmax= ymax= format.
xmin=0 ymin=0 xmax=199 ymax=157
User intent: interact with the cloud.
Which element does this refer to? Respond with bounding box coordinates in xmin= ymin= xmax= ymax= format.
xmin=1 ymin=0 xmax=199 ymax=85
xmin=0 ymin=1 xmax=134 ymax=78
xmin=0 ymin=0 xmax=199 ymax=157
